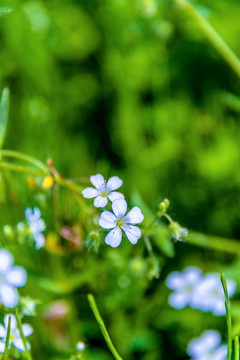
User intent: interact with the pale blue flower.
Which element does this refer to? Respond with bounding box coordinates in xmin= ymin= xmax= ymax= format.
xmin=165 ymin=267 xmax=203 ymax=309
xmin=76 ymin=341 xmax=85 ymax=351
xmin=0 ymin=249 xmax=27 ymax=309
xmin=187 ymin=330 xmax=227 ymax=360
xmin=99 ymin=199 xmax=144 ymax=248
xmin=192 ymin=273 xmax=236 ymax=316
xmin=25 ymin=207 xmax=46 ymax=249
xmin=82 ymin=174 xmax=124 ymax=208
xmin=0 ymin=314 xmax=33 ymax=353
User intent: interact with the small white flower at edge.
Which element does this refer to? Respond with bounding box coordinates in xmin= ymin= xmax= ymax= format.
xmin=25 ymin=207 xmax=46 ymax=249
xmin=0 ymin=314 xmax=33 ymax=353
xmin=76 ymin=341 xmax=85 ymax=351
xmin=187 ymin=330 xmax=227 ymax=360
xmin=82 ymin=174 xmax=124 ymax=208
xmin=0 ymin=249 xmax=27 ymax=309
xmin=99 ymin=199 xmax=144 ymax=248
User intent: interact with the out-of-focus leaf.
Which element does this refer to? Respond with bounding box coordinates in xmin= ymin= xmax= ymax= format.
xmin=0 ymin=6 xmax=13 ymax=16
xmin=0 ymin=87 xmax=10 ymax=148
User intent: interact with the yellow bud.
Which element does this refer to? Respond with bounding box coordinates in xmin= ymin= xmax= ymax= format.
xmin=42 ymin=175 xmax=54 ymax=189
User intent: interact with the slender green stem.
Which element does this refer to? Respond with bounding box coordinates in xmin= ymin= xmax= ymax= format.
xmin=143 ymin=235 xmax=160 ymax=279
xmin=15 ymin=308 xmax=32 ymax=360
xmin=2 ymin=316 xmax=11 ymax=360
xmin=87 ymin=294 xmax=123 ymax=360
xmin=220 ymin=272 xmax=232 ymax=360
xmin=0 ymin=149 xmax=49 ymax=174
xmin=173 ymin=0 xmax=240 ymax=77
xmin=162 ymin=213 xmax=173 ymax=224
xmin=0 ymin=162 xmax=45 ymax=176
xmin=234 ymin=336 xmax=239 ymax=360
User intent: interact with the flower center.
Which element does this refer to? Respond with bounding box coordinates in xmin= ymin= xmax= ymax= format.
xmin=116 ymin=219 xmax=124 ymax=228
xmin=101 ymin=191 xmax=108 ymax=197
xmin=10 ymin=334 xmax=15 ymax=341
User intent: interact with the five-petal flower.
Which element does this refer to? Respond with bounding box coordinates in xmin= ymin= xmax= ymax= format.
xmin=99 ymin=199 xmax=144 ymax=248
xmin=187 ymin=330 xmax=227 ymax=360
xmin=0 ymin=249 xmax=27 ymax=309
xmin=0 ymin=314 xmax=33 ymax=353
xmin=82 ymin=174 xmax=124 ymax=208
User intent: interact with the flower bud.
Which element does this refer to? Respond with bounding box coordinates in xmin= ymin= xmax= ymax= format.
xmin=158 ymin=198 xmax=170 ymax=214
xmin=170 ymin=221 xmax=188 ymax=242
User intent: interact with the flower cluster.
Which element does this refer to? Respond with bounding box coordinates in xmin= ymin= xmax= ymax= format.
xmin=0 ymin=249 xmax=27 ymax=309
xmin=82 ymin=174 xmax=144 ymax=248
xmin=165 ymin=267 xmax=236 ymax=316
xmin=187 ymin=330 xmax=227 ymax=360
xmin=25 ymin=207 xmax=46 ymax=249
xmin=0 ymin=314 xmax=33 ymax=353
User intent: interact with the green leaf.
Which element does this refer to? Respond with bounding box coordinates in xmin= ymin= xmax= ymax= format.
xmin=0 ymin=88 xmax=10 ymax=149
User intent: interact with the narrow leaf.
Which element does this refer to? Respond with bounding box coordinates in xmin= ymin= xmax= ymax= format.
xmin=0 ymin=88 xmax=10 ymax=149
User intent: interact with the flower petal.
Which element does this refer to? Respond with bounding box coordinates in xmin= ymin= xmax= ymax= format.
xmin=13 ymin=338 xmax=31 ymax=352
xmin=6 ymin=266 xmax=27 ymax=288
xmin=90 ymin=174 xmax=105 ymax=190
xmin=107 ymin=192 xmax=124 ymax=202
xmin=168 ymin=292 xmax=190 ymax=309
xmin=123 ymin=207 xmax=144 ymax=224
xmin=0 ymin=325 xmax=6 ymax=338
xmin=82 ymin=187 xmax=99 ymax=199
xmin=22 ymin=324 xmax=33 ymax=337
xmin=0 ymin=250 xmax=13 ymax=274
xmin=33 ymin=233 xmax=45 ymax=249
xmin=0 ymin=285 xmax=19 ymax=309
xmin=112 ymin=199 xmax=127 ymax=219
xmin=105 ymin=227 xmax=122 ymax=248
xmin=106 ymin=176 xmax=123 ymax=192
xmin=187 ymin=330 xmax=221 ymax=358
xmin=4 ymin=314 xmax=17 ymax=331
xmin=122 ymin=225 xmax=141 ymax=244
xmin=165 ymin=272 xmax=185 ymax=291
xmin=99 ymin=211 xmax=117 ymax=229
xmin=227 ymin=279 xmax=237 ymax=298
xmin=94 ymin=196 xmax=108 ymax=208
xmin=0 ymin=340 xmax=6 ymax=353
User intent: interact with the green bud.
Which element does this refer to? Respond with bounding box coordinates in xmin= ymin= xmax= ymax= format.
xmin=3 ymin=225 xmax=15 ymax=240
xmin=158 ymin=198 xmax=170 ymax=214
xmin=85 ymin=231 xmax=100 ymax=253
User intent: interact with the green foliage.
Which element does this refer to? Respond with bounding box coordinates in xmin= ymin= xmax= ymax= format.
xmin=1 ymin=0 xmax=240 ymax=359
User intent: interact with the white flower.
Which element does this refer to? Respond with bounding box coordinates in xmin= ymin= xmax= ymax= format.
xmin=0 ymin=249 xmax=27 ymax=308
xmin=0 ymin=314 xmax=33 ymax=353
xmin=192 ymin=273 xmax=236 ymax=316
xmin=76 ymin=341 xmax=85 ymax=351
xmin=187 ymin=330 xmax=227 ymax=360
xmin=99 ymin=199 xmax=144 ymax=248
xmin=25 ymin=207 xmax=46 ymax=249
xmin=82 ymin=174 xmax=124 ymax=208
xmin=165 ymin=267 xmax=203 ymax=309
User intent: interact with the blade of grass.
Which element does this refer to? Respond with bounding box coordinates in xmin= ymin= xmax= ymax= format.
xmin=0 ymin=88 xmax=9 ymax=149
xmin=87 ymin=294 xmax=123 ymax=360
xmin=2 ymin=315 xmax=11 ymax=360
xmin=173 ymin=0 xmax=240 ymax=77
xmin=234 ymin=336 xmax=239 ymax=360
xmin=220 ymin=272 xmax=232 ymax=360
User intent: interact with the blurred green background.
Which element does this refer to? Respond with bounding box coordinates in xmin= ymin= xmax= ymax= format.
xmin=1 ymin=0 xmax=240 ymax=359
